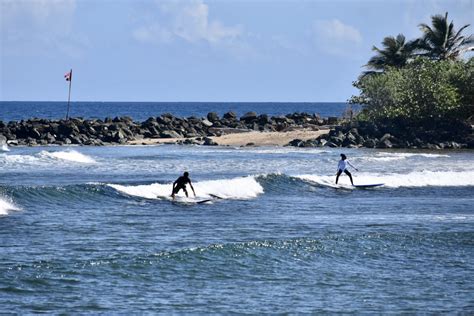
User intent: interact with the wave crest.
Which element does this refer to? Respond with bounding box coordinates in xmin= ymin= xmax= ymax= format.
xmin=0 ymin=195 xmax=20 ymax=216
xmin=296 ymin=170 xmax=474 ymax=188
xmin=108 ymin=176 xmax=264 ymax=200
xmin=38 ymin=150 xmax=96 ymax=164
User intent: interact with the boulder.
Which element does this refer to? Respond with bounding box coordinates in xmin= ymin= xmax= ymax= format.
xmin=202 ymin=119 xmax=213 ymax=127
xmin=203 ymin=137 xmax=218 ymax=146
xmin=223 ymin=111 xmax=237 ymax=120
xmin=288 ymin=139 xmax=303 ymax=147
xmin=240 ymin=112 xmax=258 ymax=122
xmin=160 ymin=130 xmax=182 ymax=138
xmin=363 ymin=139 xmax=377 ymax=148
xmin=327 ymin=117 xmax=339 ymax=125
xmin=325 ymin=141 xmax=339 ymax=148
xmin=207 ymin=112 xmax=220 ymax=122
xmin=377 ymin=139 xmax=393 ymax=149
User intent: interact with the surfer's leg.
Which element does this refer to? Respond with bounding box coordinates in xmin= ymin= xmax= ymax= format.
xmin=183 ymin=188 xmax=189 ymax=197
xmin=171 ymin=187 xmax=179 ymax=199
xmin=344 ymin=170 xmax=354 ymax=185
xmin=335 ymin=170 xmax=342 ymax=184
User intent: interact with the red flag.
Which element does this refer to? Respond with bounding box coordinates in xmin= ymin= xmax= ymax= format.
xmin=64 ymin=70 xmax=72 ymax=81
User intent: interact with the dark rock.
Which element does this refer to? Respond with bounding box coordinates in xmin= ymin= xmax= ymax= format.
xmin=379 ymin=133 xmax=392 ymax=143
xmin=377 ymin=139 xmax=393 ymax=149
xmin=288 ymin=139 xmax=303 ymax=147
xmin=203 ymin=137 xmax=218 ymax=146
xmin=240 ymin=112 xmax=257 ymax=122
xmin=160 ymin=130 xmax=182 ymax=138
xmin=257 ymin=114 xmax=271 ymax=125
xmin=29 ymin=128 xmax=42 ymax=139
xmin=363 ymin=139 xmax=377 ymax=148
xmin=207 ymin=112 xmax=220 ymax=122
xmin=113 ymin=130 xmax=126 ymax=142
xmin=223 ymin=111 xmax=237 ymax=120
xmin=325 ymin=141 xmax=339 ymax=148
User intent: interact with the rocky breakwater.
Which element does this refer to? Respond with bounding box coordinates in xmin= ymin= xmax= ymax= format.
xmin=288 ymin=119 xmax=474 ymax=149
xmin=0 ymin=112 xmax=335 ymax=146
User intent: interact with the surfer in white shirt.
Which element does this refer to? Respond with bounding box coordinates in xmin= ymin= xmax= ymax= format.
xmin=336 ymin=154 xmax=358 ymax=185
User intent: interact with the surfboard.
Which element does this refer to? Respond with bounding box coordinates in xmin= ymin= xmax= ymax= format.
xmin=196 ymin=199 xmax=212 ymax=204
xmin=353 ymin=183 xmax=384 ymax=188
xmin=170 ymin=197 xmax=213 ymax=204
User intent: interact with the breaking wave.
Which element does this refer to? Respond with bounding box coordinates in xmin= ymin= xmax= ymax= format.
xmin=0 ymin=195 xmax=20 ymax=216
xmin=362 ymin=152 xmax=450 ymax=162
xmin=38 ymin=150 xmax=97 ymax=164
xmin=296 ymin=170 xmax=474 ymax=188
xmin=108 ymin=176 xmax=264 ymax=200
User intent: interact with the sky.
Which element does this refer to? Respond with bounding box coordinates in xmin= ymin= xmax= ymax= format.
xmin=1 ymin=0 xmax=473 ymax=102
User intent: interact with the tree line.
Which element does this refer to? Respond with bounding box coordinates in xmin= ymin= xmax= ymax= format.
xmin=351 ymin=12 xmax=474 ymax=125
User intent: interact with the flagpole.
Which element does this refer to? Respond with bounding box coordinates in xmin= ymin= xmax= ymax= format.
xmin=66 ymin=69 xmax=72 ymax=120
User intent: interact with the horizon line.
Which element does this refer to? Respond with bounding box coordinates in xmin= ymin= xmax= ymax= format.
xmin=1 ymin=100 xmax=348 ymax=103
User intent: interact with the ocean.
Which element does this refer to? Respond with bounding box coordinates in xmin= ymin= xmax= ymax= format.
xmin=1 ymin=103 xmax=473 ymax=313
xmin=0 ymin=101 xmax=353 ymax=122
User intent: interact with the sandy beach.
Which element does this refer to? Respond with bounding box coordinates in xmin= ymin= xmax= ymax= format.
xmin=128 ymin=128 xmax=330 ymax=147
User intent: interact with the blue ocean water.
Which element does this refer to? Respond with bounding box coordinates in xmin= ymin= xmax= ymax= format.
xmin=0 ymin=101 xmax=353 ymax=121
xmin=1 ymin=144 xmax=473 ymax=313
xmin=1 ymin=102 xmax=473 ymax=312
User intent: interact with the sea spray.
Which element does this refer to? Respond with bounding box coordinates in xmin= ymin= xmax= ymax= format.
xmin=0 ymin=195 xmax=20 ymax=215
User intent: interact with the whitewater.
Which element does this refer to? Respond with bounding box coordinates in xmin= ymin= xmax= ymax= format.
xmin=1 ymin=144 xmax=473 ymax=313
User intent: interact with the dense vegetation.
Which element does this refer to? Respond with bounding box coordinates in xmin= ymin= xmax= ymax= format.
xmin=351 ymin=57 xmax=474 ymax=122
xmin=351 ymin=12 xmax=474 ymax=127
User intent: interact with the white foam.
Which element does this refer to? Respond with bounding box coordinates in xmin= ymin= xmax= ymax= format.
xmin=375 ymin=152 xmax=450 ymax=158
xmin=39 ymin=150 xmax=96 ymax=164
xmin=0 ymin=144 xmax=9 ymax=152
xmin=296 ymin=170 xmax=474 ymax=188
xmin=363 ymin=152 xmax=450 ymax=162
xmin=1 ymin=153 xmax=41 ymax=164
xmin=108 ymin=176 xmax=264 ymax=200
xmin=364 ymin=156 xmax=407 ymax=162
xmin=0 ymin=196 xmax=20 ymax=216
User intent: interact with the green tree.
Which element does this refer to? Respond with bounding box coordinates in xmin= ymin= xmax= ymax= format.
xmin=418 ymin=12 xmax=474 ymax=60
xmin=351 ymin=58 xmax=473 ymax=122
xmin=365 ymin=34 xmax=418 ymax=72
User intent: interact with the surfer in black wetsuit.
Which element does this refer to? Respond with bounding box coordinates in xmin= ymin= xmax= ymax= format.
xmin=171 ymin=172 xmax=196 ymax=199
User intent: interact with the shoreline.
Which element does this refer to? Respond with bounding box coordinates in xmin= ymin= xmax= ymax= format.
xmin=1 ymin=111 xmax=472 ymax=149
xmin=128 ymin=128 xmax=330 ymax=147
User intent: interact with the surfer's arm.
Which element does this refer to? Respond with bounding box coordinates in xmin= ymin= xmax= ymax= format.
xmin=171 ymin=181 xmax=177 ymax=196
xmin=189 ymin=181 xmax=196 ymax=197
xmin=347 ymin=161 xmax=358 ymax=171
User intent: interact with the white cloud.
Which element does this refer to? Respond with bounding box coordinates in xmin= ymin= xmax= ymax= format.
xmin=313 ymin=19 xmax=362 ymax=44
xmin=312 ymin=19 xmax=363 ymax=57
xmin=132 ymin=0 xmax=242 ymax=45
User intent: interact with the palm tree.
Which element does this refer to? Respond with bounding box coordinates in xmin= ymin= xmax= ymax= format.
xmin=418 ymin=12 xmax=474 ymax=60
xmin=364 ymin=34 xmax=418 ymax=74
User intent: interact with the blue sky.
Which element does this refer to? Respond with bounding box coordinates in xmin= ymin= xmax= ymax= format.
xmin=1 ymin=0 xmax=473 ymax=102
